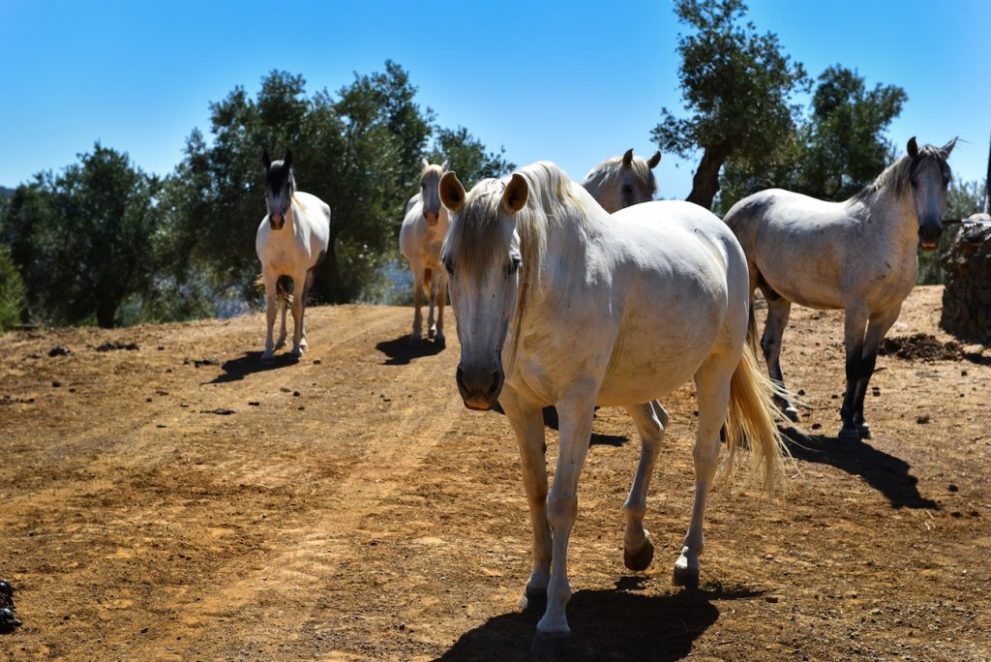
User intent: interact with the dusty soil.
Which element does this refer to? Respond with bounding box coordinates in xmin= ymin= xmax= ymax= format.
xmin=0 ymin=286 xmax=989 ymax=661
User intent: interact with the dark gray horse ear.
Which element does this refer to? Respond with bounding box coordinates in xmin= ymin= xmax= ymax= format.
xmin=647 ymin=151 xmax=661 ymax=169
xmin=284 ymin=149 xmax=293 ymax=170
xmin=907 ymin=137 xmax=919 ymax=159
xmin=262 ymin=149 xmax=271 ymax=169
xmin=622 ymin=148 xmax=634 ymax=167
xmin=939 ymin=137 xmax=958 ymax=159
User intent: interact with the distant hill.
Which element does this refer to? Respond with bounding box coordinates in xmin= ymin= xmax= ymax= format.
xmin=0 ymin=186 xmax=14 ymax=199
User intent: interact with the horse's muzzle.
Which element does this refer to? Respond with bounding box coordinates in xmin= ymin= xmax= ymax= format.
xmin=456 ymin=363 xmax=504 ymax=411
xmin=919 ymin=222 xmax=941 ymax=251
xmin=424 ymin=211 xmax=439 ymax=227
xmin=270 ymin=213 xmax=285 ymax=230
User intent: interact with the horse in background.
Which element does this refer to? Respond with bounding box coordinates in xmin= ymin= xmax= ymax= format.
xmin=256 ymin=149 xmax=331 ymax=360
xmin=725 ymin=137 xmax=955 ymax=441
xmin=581 ymin=148 xmax=661 ymax=212
xmin=439 ymin=162 xmax=785 ymax=655
xmin=399 ymin=158 xmax=449 ymax=347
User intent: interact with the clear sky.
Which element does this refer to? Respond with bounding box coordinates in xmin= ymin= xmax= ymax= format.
xmin=1 ymin=0 xmax=989 ymax=199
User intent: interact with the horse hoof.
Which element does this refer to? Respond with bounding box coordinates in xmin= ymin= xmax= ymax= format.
xmin=531 ymin=630 xmax=570 ymax=658
xmin=838 ymin=426 xmax=861 ymax=443
xmin=859 ymin=423 xmax=872 ymax=439
xmin=672 ymin=566 xmax=699 ymax=588
xmin=427 ymin=328 xmax=436 ymax=340
xmin=520 ymin=587 xmax=547 ymax=615
xmin=784 ymin=406 xmax=800 ymax=422
xmin=275 ymin=339 xmax=287 ymax=350
xmin=624 ymin=538 xmax=654 ymax=572
xmin=261 ymin=352 xmax=275 ymax=362
xmin=435 ymin=334 xmax=446 ymax=349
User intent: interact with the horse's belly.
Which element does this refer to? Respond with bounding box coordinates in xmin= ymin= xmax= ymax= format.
xmin=596 ymin=341 xmax=712 ymax=406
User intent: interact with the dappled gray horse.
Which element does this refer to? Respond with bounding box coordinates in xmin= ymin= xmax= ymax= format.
xmin=725 ymin=137 xmax=955 ymax=441
xmin=580 ymin=148 xmax=661 ymax=213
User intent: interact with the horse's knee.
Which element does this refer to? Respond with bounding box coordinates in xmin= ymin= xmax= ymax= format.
xmin=546 ymin=493 xmax=577 ymax=532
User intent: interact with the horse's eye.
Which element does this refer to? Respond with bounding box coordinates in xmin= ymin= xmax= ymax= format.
xmin=622 ymin=185 xmax=633 ymax=195
xmin=508 ymin=257 xmax=521 ymax=276
xmin=444 ymin=258 xmax=454 ymax=275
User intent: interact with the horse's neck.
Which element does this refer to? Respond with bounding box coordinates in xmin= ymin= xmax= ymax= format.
xmin=863 ymin=188 xmax=918 ymax=258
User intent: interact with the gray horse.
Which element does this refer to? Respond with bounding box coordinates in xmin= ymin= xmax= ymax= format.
xmin=725 ymin=137 xmax=955 ymax=441
xmin=581 ymin=148 xmax=661 ymax=213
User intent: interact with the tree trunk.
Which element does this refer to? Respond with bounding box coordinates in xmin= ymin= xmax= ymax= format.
xmin=96 ymin=298 xmax=118 ymax=328
xmin=686 ymin=145 xmax=730 ymax=211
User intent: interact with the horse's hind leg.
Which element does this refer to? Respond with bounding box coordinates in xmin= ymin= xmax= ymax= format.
xmin=839 ymin=304 xmax=871 ymax=440
xmin=298 ymin=269 xmax=316 ymax=350
xmin=499 ymin=387 xmax=550 ymax=613
xmin=289 ymin=270 xmax=307 ymax=358
xmin=435 ymin=272 xmax=446 ymax=347
xmin=849 ymin=304 xmax=901 ymax=439
xmin=761 ymin=293 xmax=798 ymax=421
xmin=622 ymin=400 xmax=668 ymax=572
xmin=275 ymin=279 xmax=289 ymax=349
xmin=676 ymin=356 xmax=734 ymax=587
xmin=261 ymin=271 xmax=278 ymax=361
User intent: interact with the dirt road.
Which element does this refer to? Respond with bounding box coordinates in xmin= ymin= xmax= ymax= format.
xmin=1 ymin=286 xmax=988 ymax=660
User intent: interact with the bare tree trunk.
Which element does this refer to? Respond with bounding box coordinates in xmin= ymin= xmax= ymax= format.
xmin=686 ymin=144 xmax=730 ymax=211
xmin=96 ymin=299 xmax=118 ymax=329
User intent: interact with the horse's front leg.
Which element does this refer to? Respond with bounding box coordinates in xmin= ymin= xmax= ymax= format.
xmin=851 ymin=304 xmax=901 ymax=439
xmin=275 ymin=283 xmax=288 ymax=349
xmin=499 ymin=387 xmax=550 ymax=612
xmin=426 ymin=269 xmax=437 ymax=340
xmin=435 ymin=273 xmax=446 ymax=347
xmin=677 ymin=360 xmax=732 ymax=587
xmin=622 ymin=400 xmax=668 ymax=572
xmin=532 ymin=390 xmax=595 ymax=656
xmin=410 ymin=270 xmax=424 ymax=347
xmin=261 ymin=272 xmax=278 ymax=361
xmin=840 ymin=304 xmax=870 ymax=441
xmin=290 ymin=271 xmax=307 ymax=358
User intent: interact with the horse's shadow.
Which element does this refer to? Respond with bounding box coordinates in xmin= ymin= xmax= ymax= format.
xmin=784 ymin=431 xmax=938 ymax=510
xmin=492 ymin=404 xmax=629 ymax=447
xmin=375 ymin=335 xmax=445 ymax=366
xmin=208 ymin=351 xmax=297 ymax=384
xmin=438 ymin=581 xmax=760 ymax=661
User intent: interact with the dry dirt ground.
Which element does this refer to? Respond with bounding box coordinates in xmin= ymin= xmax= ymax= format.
xmin=1 ymin=285 xmax=989 ymax=661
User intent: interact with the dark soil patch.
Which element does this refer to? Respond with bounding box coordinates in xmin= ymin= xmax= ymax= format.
xmin=878 ymin=333 xmax=963 ymax=362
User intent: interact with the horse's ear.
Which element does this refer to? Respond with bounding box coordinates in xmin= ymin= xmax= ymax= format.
xmin=502 ymin=173 xmax=529 ymax=214
xmin=907 ymin=137 xmax=919 ymax=159
xmin=939 ymin=137 xmax=958 ymax=159
xmin=284 ymin=149 xmax=293 ymax=170
xmin=441 ymin=158 xmax=450 ymax=172
xmin=439 ymin=171 xmax=466 ymax=213
xmin=647 ymin=151 xmax=661 ymax=169
xmin=262 ymin=149 xmax=271 ymax=170
xmin=421 ymin=157 xmax=429 ymax=170
xmin=622 ymin=148 xmax=634 ymax=167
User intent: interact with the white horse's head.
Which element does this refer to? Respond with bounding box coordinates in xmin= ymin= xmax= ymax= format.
xmin=904 ymin=137 xmax=956 ymax=250
xmin=262 ymin=148 xmax=295 ymax=230
xmin=440 ymin=171 xmax=526 ymax=410
xmin=583 ymin=148 xmax=660 ymax=213
xmin=419 ymin=157 xmax=449 ymax=226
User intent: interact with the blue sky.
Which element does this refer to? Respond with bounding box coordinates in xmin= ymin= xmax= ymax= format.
xmin=1 ymin=0 xmax=989 ymax=199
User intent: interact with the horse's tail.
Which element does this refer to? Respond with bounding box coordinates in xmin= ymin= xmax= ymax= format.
xmin=725 ymin=343 xmax=788 ymax=494
xmin=423 ymin=267 xmax=432 ymax=292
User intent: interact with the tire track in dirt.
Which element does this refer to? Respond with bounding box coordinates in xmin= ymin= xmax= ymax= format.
xmin=130 ymin=308 xmax=465 ymax=658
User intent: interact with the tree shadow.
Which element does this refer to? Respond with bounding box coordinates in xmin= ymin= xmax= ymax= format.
xmin=439 ymin=582 xmax=761 ymax=661
xmin=784 ymin=431 xmax=938 ymax=510
xmin=208 ymin=351 xmax=297 ymax=384
xmin=375 ymin=335 xmax=445 ymax=366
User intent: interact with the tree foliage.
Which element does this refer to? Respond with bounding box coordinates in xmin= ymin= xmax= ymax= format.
xmin=1 ymin=145 xmax=164 ymax=328
xmin=720 ymin=66 xmax=907 ymax=211
xmin=652 ymin=0 xmax=807 ymax=209
xmin=0 ymin=244 xmax=25 ymax=331
xmin=428 ymin=126 xmax=515 ymax=187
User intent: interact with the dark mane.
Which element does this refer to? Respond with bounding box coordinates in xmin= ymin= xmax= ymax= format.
xmin=852 ymin=144 xmax=952 ymax=203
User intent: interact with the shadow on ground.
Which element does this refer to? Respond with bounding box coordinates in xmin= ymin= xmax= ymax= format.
xmin=784 ymin=431 xmax=938 ymax=510
xmin=375 ymin=335 xmax=445 ymax=366
xmin=208 ymin=351 xmax=298 ymax=384
xmin=491 ymin=404 xmax=629 ymax=447
xmin=439 ymin=580 xmax=761 ymax=661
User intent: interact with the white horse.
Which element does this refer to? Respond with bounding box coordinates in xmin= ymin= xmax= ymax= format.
xmin=439 ymin=162 xmax=786 ymax=655
xmin=255 ymin=149 xmax=331 ymax=360
xmin=580 ymin=148 xmax=661 ymax=213
xmin=724 ymin=137 xmax=955 ymax=441
xmin=399 ymin=158 xmax=449 ymax=346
